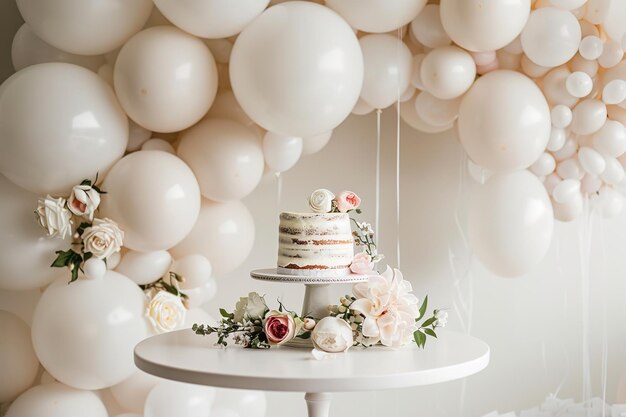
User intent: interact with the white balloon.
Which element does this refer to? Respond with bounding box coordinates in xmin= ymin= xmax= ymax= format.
xmin=542 ymin=66 xmax=579 ymax=108
xmin=110 ymin=369 xmax=162 ymax=414
xmin=521 ymin=8 xmax=581 ymax=67
xmin=171 ymin=254 xmax=212 ymax=290
xmin=83 ymin=258 xmax=107 ymax=280
xmin=115 ymin=414 xmax=142 ymax=417
xmin=0 ymin=63 xmax=128 ymax=195
xmin=467 ymin=160 xmax=494 ymax=184
xmin=107 ymin=252 xmax=122 ymax=270
xmin=557 ymin=158 xmax=585 ymax=180
xmin=468 ymin=170 xmax=553 ymax=277
xmin=458 ymin=70 xmax=551 ymax=171
xmin=203 ymin=39 xmax=233 ymax=64
xmin=15 ymin=0 xmax=152 ymax=55
xmin=550 ymin=0 xmax=588 ymax=10
xmin=569 ymin=53 xmax=599 ymax=77
xmin=400 ymin=86 xmax=416 ymax=102
xmin=400 ymin=99 xmax=454 ymax=133
xmin=553 ymin=138 xmax=579 ymax=161
xmin=153 ymin=0 xmax=270 ymax=38
xmin=177 ymin=119 xmax=264 ymax=201
xmin=126 ymin=120 xmax=152 ymax=152
xmin=182 ymin=281 xmax=218 ymax=309
xmin=595 ymin=186 xmax=624 ymax=218
xmin=141 ymin=139 xmax=176 ymax=154
xmin=552 ymin=178 xmax=581 ymax=203
xmin=302 ymin=131 xmax=333 ymax=155
xmin=171 ymin=199 xmax=255 ymax=276
xmin=359 ymin=34 xmax=413 ymax=109
xmin=598 ymin=40 xmax=624 ymax=69
xmin=440 ymin=0 xmax=531 ymax=52
xmin=351 ymin=98 xmax=375 ymax=116
xmin=230 ymin=2 xmax=363 ymax=137
xmin=205 ymin=90 xmax=254 ymax=126
xmin=115 ymin=250 xmax=172 ymax=285
xmin=603 ymin=0 xmax=626 ymax=46
xmin=326 ymin=0 xmax=427 ymax=33
xmin=410 ymin=54 xmax=425 ymax=90
xmin=602 ymin=80 xmax=626 ymax=105
xmin=544 ymin=173 xmax=562 ymax=195
xmin=552 ymin=193 xmax=583 ymax=222
xmin=145 ymin=380 xmax=216 ymax=417
xmin=420 ymin=46 xmax=476 ymax=100
xmin=0 ymin=176 xmax=71 ymax=291
xmin=100 ymin=151 xmax=200 ymax=252
xmin=578 ymin=146 xmax=606 ymax=175
xmin=578 ymin=35 xmax=603 ymax=60
xmin=415 ymin=91 xmax=461 ymax=127
xmin=212 ymin=388 xmax=266 ymax=417
xmin=263 ymin=132 xmax=303 ymax=173
xmin=410 ymin=5 xmax=451 ymax=49
xmin=0 ymin=289 xmax=41 ymax=326
xmin=565 ymin=71 xmax=593 ymax=98
xmin=570 ymin=99 xmax=607 ymax=135
xmin=601 ymin=158 xmax=625 ymax=185
xmin=6 ymin=382 xmax=107 ymax=417
xmin=581 ymin=173 xmax=603 ymax=194
xmin=520 ymin=54 xmax=550 ymax=78
xmin=592 ymin=120 xmax=626 ymax=157
xmin=551 ymin=105 xmax=573 ymax=128
xmin=11 ymin=24 xmax=104 ymax=72
xmin=530 ymin=152 xmax=557 ymax=176
xmin=0 ymin=311 xmax=39 ymax=402
xmin=471 ymin=50 xmax=497 ymax=66
xmin=584 ymin=0 xmax=611 ymax=24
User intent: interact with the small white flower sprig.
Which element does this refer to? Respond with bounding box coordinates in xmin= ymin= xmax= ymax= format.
xmin=34 ymin=175 xmax=124 ymax=283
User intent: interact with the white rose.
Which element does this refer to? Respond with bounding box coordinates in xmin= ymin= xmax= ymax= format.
xmin=68 ymin=184 xmax=101 ymax=219
xmin=81 ymin=218 xmax=124 ymax=259
xmin=311 ymin=316 xmax=353 ymax=353
xmin=308 ymin=189 xmax=335 ymax=213
xmin=234 ymin=292 xmax=268 ymax=323
xmin=146 ymin=291 xmax=187 ymax=334
xmin=35 ymin=195 xmax=72 ymax=239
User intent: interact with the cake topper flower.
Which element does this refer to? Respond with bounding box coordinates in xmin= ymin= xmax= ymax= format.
xmin=307 ymin=189 xmax=362 ymax=214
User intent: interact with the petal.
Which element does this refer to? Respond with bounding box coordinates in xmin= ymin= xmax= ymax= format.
xmin=361 ymin=316 xmax=379 ymax=338
xmin=350 ymin=298 xmax=373 ymax=315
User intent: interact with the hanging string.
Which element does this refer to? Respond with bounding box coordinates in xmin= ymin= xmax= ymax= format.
xmin=578 ymin=196 xmax=593 ymax=411
xmin=275 ymin=172 xmax=282 ymax=210
xmin=375 ymin=108 xmax=382 ymax=245
xmin=599 ymin=215 xmax=608 ymax=417
xmin=395 ymin=26 xmax=402 ymax=270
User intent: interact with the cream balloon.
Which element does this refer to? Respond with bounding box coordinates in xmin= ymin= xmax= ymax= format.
xmin=552 ymin=178 xmax=581 ymax=203
xmin=263 ymin=132 xmax=304 ymax=173
xmin=205 ymin=90 xmax=254 ymax=126
xmin=595 ymin=186 xmax=624 ymax=218
xmin=578 ymin=146 xmax=606 ymax=175
xmin=410 ymin=5 xmax=451 ymax=49
xmin=592 ymin=120 xmax=626 ymax=157
xmin=0 ymin=289 xmax=41 ymax=326
xmin=400 ymin=99 xmax=454 ymax=133
xmin=602 ymin=80 xmax=626 ymax=105
xmin=153 ymin=0 xmax=270 ymax=38
xmin=603 ymin=0 xmax=626 ymax=46
xmin=6 ymin=382 xmax=108 ymax=417
xmin=141 ymin=139 xmax=176 ymax=154
xmin=530 ymin=152 xmax=557 ymax=177
xmin=177 ymin=119 xmax=264 ymax=201
xmin=100 ymin=151 xmax=201 ymax=252
xmin=415 ymin=91 xmax=461 ymax=127
xmin=440 ymin=0 xmax=531 ymax=52
xmin=183 ymin=280 xmax=218 ymax=309
xmin=171 ymin=254 xmax=212 ymax=290
xmin=170 ymin=199 xmax=255 ymax=276
xmin=325 ymin=0 xmax=426 ymax=33
xmin=115 ymin=250 xmax=172 ymax=285
xmin=110 ymin=369 xmax=162 ymax=414
xmin=552 ymin=193 xmax=583 ymax=222
xmin=468 ymin=170 xmax=554 ymax=277
xmin=126 ymin=120 xmax=152 ymax=152
xmin=302 ymin=131 xmax=333 ymax=155
xmin=359 ymin=34 xmax=413 ymax=109
xmin=230 ymin=2 xmax=363 ymax=137
xmin=551 ymin=105 xmax=573 ymax=128
xmin=16 ymin=0 xmax=152 ymax=55
xmin=458 ymin=70 xmax=551 ymax=171
xmin=601 ymin=158 xmax=625 ymax=185
xmin=420 ymin=46 xmax=476 ymax=100
xmin=11 ymin=24 xmax=104 ymax=72
xmin=557 ymin=158 xmax=585 ymax=180
xmin=203 ymin=39 xmax=233 ymax=64
xmin=547 ymin=127 xmax=567 ymax=152
xmin=0 ymin=311 xmax=39 ymax=402
xmin=145 ymin=380 xmax=216 ymax=417
xmin=521 ymin=8 xmax=581 ymax=67
xmin=212 ymin=388 xmax=267 ymax=417
xmin=542 ymin=66 xmax=579 ymax=108
xmin=570 ymin=99 xmax=607 ymax=135
xmin=352 ymin=98 xmax=375 ymax=116
xmin=114 ymin=26 xmax=218 ymax=133
xmin=0 ymin=63 xmax=128 ymax=195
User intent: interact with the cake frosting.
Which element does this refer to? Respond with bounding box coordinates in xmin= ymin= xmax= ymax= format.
xmin=277 ymin=211 xmax=354 ymax=276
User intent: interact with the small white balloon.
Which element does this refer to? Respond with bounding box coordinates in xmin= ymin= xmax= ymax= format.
xmin=570 ymin=99 xmax=607 ymax=135
xmin=565 ymin=71 xmax=593 ymax=98
xmin=552 ymin=178 xmax=581 ymax=203
xmin=549 ymin=0 xmax=587 ymax=10
xmin=83 ymin=258 xmax=107 ymax=280
xmin=420 ymin=46 xmax=476 ymax=99
xmin=557 ymin=158 xmax=585 ymax=179
xmin=578 ymin=146 xmax=606 ymax=175
xmin=595 ymin=186 xmax=624 ymax=218
xmin=544 ymin=173 xmax=562 ymax=195
xmin=581 ymin=173 xmax=602 ymax=194
xmin=352 ymin=98 xmax=374 ymax=116
xmin=569 ymin=53 xmax=599 ymax=77
xmin=592 ymin=120 xmax=626 ymax=157
xmin=182 ymin=280 xmax=217 ymax=309
xmin=467 ymin=160 xmax=494 ymax=184
xmin=578 ymin=35 xmax=603 ymax=60
xmin=410 ymin=54 xmax=426 ymax=90
xmin=521 ymin=8 xmax=581 ymax=67
xmin=400 ymin=99 xmax=455 ymax=133
xmin=542 ymin=66 xmax=579 ymax=107
xmin=520 ymin=54 xmax=550 ymax=78
xmin=110 ymin=370 xmax=161 ymax=414
xmin=601 ymin=157 xmax=625 ymax=185
xmin=415 ymin=91 xmax=461 ymax=127
xmin=400 ymin=85 xmax=416 ymax=102
xmin=602 ymin=80 xmax=626 ymax=105
xmin=550 ymin=105 xmax=573 ymax=129
xmin=584 ymin=0 xmax=611 ymax=24
xmin=302 ymin=131 xmax=333 ymax=155
xmin=470 ymin=50 xmax=496 ymax=66
xmin=0 ymin=311 xmax=39 ymax=402
xmin=552 ymin=192 xmax=583 ymax=222
xmin=410 ymin=5 xmax=451 ymax=49
xmin=553 ymin=138 xmax=579 ymax=161
xmin=598 ymin=41 xmax=624 ymax=69
xmin=205 ymin=90 xmax=254 ymax=127
xmin=141 ymin=138 xmax=176 ymax=154
xmin=171 ymin=254 xmax=212 ymax=290
xmin=6 ymin=382 xmax=108 ymax=417
xmin=263 ymin=132 xmax=303 ymax=173
xmin=115 ymin=250 xmax=172 ymax=285
xmin=530 ymin=152 xmax=557 ymax=176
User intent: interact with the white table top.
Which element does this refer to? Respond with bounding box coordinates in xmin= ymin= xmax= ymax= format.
xmin=134 ymin=329 xmax=489 ymax=393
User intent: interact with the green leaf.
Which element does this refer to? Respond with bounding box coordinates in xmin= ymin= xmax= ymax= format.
xmin=219 ymin=308 xmax=231 ymax=318
xmin=421 ymin=317 xmax=437 ymax=328
xmin=416 ymin=295 xmax=428 ymax=321
xmin=80 ymin=179 xmax=92 ymax=186
xmin=83 ymin=252 xmax=93 ymax=262
xmin=423 ymin=328 xmax=437 ymax=338
xmin=297 ymin=331 xmax=311 ymax=339
xmin=413 ymin=329 xmax=426 ymax=348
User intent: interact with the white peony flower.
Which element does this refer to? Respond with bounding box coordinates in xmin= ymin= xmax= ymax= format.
xmin=68 ymin=184 xmax=101 ymax=220
xmin=81 ymin=218 xmax=124 ymax=259
xmin=308 ymin=189 xmax=335 ymax=213
xmin=146 ymin=291 xmax=187 ymax=334
xmin=311 ymin=316 xmax=353 ymax=353
xmin=434 ymin=310 xmax=448 ymax=328
xmin=35 ymin=195 xmax=72 ymax=239
xmin=233 ymin=292 xmax=268 ymax=323
xmin=350 ymin=267 xmax=419 ymax=348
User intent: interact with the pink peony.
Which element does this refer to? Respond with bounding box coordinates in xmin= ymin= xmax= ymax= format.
xmin=350 ymin=252 xmax=374 ymax=274
xmin=263 ymin=311 xmax=296 ymax=345
xmin=334 ymin=191 xmax=361 ymax=213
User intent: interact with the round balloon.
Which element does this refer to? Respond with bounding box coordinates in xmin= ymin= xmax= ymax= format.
xmin=469 ymin=170 xmax=554 ymax=277
xmin=145 ymin=380 xmax=216 ymax=417
xmin=302 ymin=131 xmax=333 ymax=155
xmin=326 ymin=0 xmax=426 ymax=33
xmin=400 ymin=99 xmax=454 ymax=134
xmin=521 ymin=7 xmax=581 ymax=67
xmin=171 ymin=254 xmax=212 ymax=290
xmin=0 ymin=289 xmax=41 ymax=325
xmin=115 ymin=250 xmax=172 ymax=285
xmin=110 ymin=370 xmax=162 ymax=414
xmin=263 ymin=132 xmax=303 ymax=173
xmin=205 ymin=90 xmax=254 ymax=126
xmin=31 ymin=271 xmax=150 ymax=390
xmin=230 ymin=2 xmax=363 ymax=137
xmin=114 ymin=26 xmax=218 ymax=133
xmin=0 ymin=311 xmax=39 ymax=403
xmin=170 ymin=199 xmax=255 ymax=276
xmin=0 ymin=63 xmax=128 ymax=195
xmin=6 ymin=382 xmax=108 ymax=417
xmin=212 ymin=388 xmax=267 ymax=417
xmin=420 ymin=46 xmax=476 ymax=100
xmin=0 ymin=175 xmax=71 ymax=291
xmin=440 ymin=0 xmax=531 ymax=52
xmin=458 ymin=70 xmax=551 ymax=171
xmin=16 ymin=0 xmax=153 ymax=55
xmin=100 ymin=151 xmax=201 ymax=252
xmin=154 ymin=0 xmax=270 ymax=38
xmin=177 ymin=119 xmax=264 ymax=202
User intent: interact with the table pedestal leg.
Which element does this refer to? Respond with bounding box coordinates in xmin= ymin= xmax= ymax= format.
xmin=304 ymin=392 xmax=332 ymax=417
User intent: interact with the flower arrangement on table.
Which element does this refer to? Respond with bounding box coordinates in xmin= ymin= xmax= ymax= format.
xmin=193 ymin=189 xmax=447 ymax=356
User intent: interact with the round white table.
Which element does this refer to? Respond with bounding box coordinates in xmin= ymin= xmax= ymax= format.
xmin=134 ymin=329 xmax=489 ymax=417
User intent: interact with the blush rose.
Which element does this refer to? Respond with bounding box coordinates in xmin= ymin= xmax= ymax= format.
xmin=334 ymin=191 xmax=361 ymax=213
xmin=263 ymin=311 xmax=296 ymax=345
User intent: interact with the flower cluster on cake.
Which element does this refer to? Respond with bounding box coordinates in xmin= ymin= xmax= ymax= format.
xmin=193 ymin=189 xmax=446 ymax=356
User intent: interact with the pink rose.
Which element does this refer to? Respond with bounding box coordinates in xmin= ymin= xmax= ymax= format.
xmin=334 ymin=191 xmax=361 ymax=213
xmin=350 ymin=252 xmax=374 ymax=274
xmin=263 ymin=311 xmax=296 ymax=345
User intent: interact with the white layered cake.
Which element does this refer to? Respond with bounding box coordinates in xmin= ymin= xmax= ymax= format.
xmin=277 ymin=211 xmax=354 ymax=276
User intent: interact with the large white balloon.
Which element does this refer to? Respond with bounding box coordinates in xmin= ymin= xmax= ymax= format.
xmin=11 ymin=24 xmax=104 ymax=72
xmin=458 ymin=70 xmax=551 ymax=171
xmin=212 ymin=388 xmax=267 ymax=417
xmin=603 ymin=0 xmax=626 ymax=45
xmin=16 ymin=0 xmax=153 ymax=55
xmin=325 ymin=0 xmax=426 ymax=33
xmin=100 ymin=151 xmax=201 ymax=252
xmin=6 ymin=382 xmax=108 ymax=417
xmin=410 ymin=5 xmax=451 ymax=49
xmin=177 ymin=119 xmax=264 ymax=202
xmin=230 ymin=2 xmax=363 ymax=137
xmin=469 ymin=170 xmax=554 ymax=277
xmin=440 ymin=0 xmax=531 ymax=52
xmin=0 ymin=175 xmax=71 ymax=291
xmin=521 ymin=8 xmax=581 ymax=67
xmin=31 ymin=271 xmax=150 ymax=390
xmin=114 ymin=26 xmax=218 ymax=133
xmin=0 ymin=289 xmax=41 ymax=325
xmin=145 ymin=380 xmax=216 ymax=417
xmin=115 ymin=250 xmax=172 ymax=285
xmin=110 ymin=369 xmax=162 ymax=414
xmin=171 ymin=199 xmax=255 ymax=276
xmin=0 ymin=311 xmax=39 ymax=403
xmin=263 ymin=132 xmax=304 ymax=173
xmin=154 ymin=0 xmax=270 ymax=38
xmin=420 ymin=46 xmax=476 ymax=100
xmin=171 ymin=254 xmax=212 ymax=290
xmin=400 ymin=99 xmax=454 ymax=133
xmin=359 ymin=34 xmax=413 ymax=110
xmin=0 ymin=63 xmax=128 ymax=195
xmin=302 ymin=131 xmax=333 ymax=155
